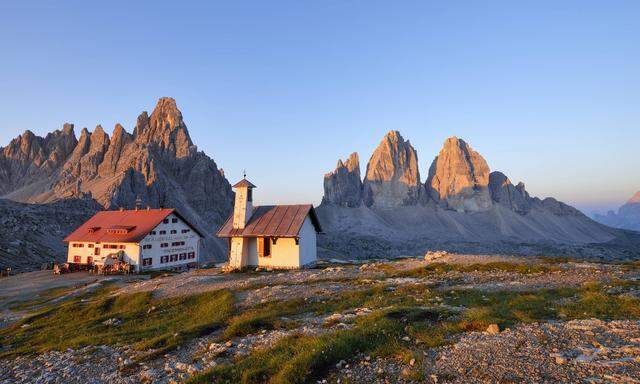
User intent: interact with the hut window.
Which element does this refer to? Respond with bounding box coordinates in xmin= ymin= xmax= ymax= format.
xmin=258 ymin=237 xmax=271 ymax=257
xmin=172 ymin=218 xmax=178 ymax=223
xmin=73 ymin=255 xmax=81 ymax=263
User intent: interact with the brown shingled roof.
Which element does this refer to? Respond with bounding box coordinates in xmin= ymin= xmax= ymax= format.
xmin=232 ymin=178 xmax=257 ymax=188
xmin=216 ymin=204 xmax=322 ymax=238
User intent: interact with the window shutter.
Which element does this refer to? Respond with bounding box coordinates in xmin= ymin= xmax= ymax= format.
xmin=258 ymin=237 xmax=264 ymax=257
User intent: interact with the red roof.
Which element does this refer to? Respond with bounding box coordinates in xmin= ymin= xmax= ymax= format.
xmin=216 ymin=204 xmax=322 ymax=238
xmin=64 ymin=208 xmax=203 ymax=243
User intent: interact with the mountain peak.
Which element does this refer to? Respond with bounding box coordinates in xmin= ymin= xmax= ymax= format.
xmin=136 ymin=97 xmax=194 ymax=157
xmin=62 ymin=123 xmax=74 ymax=135
xmin=363 ymin=131 xmax=421 ymax=207
xmin=426 ymin=137 xmax=492 ymax=212
xmin=323 ymin=152 xmax=363 ymax=207
xmin=155 ymin=96 xmax=178 ymax=111
xmin=628 ymin=191 xmax=640 ymax=204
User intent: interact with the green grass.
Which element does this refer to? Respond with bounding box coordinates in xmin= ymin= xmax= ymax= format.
xmin=190 ymin=279 xmax=640 ymax=384
xmin=398 ymin=262 xmax=559 ymax=277
xmin=188 ymin=308 xmax=438 ymax=384
xmin=0 ymin=287 xmax=235 ymax=357
xmin=6 ymin=286 xmax=75 ymax=312
xmin=560 ymin=281 xmax=640 ymax=319
xmin=223 ymin=299 xmax=305 ymax=339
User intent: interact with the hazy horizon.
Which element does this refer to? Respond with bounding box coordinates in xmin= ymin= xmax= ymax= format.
xmin=1 ymin=1 xmax=638 ymax=214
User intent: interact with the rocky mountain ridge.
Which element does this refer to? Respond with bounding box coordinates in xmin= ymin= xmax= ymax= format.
xmin=318 ymin=130 xmax=634 ymax=260
xmin=0 ymin=97 xmax=234 ymax=270
xmin=594 ymin=191 xmax=640 ymax=231
xmin=322 ymin=131 xmax=580 ymax=216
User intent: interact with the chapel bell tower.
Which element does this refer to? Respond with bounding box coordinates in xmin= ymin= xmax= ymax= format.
xmin=232 ymin=177 xmax=256 ymax=229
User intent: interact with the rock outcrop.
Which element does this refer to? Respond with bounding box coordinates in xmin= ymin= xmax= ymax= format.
xmin=0 ymin=198 xmax=102 ymax=272
xmin=322 ymin=152 xmax=363 ymax=207
xmin=317 ymin=131 xmax=632 ymax=261
xmin=488 ymin=171 xmax=531 ymax=214
xmin=426 ymin=137 xmax=492 ymax=212
xmin=0 ymin=97 xmax=235 ymax=267
xmin=0 ymin=124 xmax=77 ymax=195
xmin=594 ymin=191 xmax=640 ymax=231
xmin=362 ymin=131 xmax=421 ymax=207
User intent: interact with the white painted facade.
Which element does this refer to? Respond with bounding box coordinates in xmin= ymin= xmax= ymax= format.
xmin=238 ymin=216 xmax=318 ymax=269
xmin=66 ymin=213 xmax=201 ymax=272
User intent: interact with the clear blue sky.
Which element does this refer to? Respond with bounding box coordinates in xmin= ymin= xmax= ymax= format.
xmin=1 ymin=1 xmax=638 ymax=214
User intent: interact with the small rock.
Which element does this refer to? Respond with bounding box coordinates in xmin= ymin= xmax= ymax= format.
xmin=485 ymin=324 xmax=500 ymax=334
xmin=554 ymin=354 xmax=567 ymax=365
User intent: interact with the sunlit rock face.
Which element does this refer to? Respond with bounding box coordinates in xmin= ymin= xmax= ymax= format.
xmin=425 ymin=137 xmax=492 ymax=213
xmin=362 ymin=130 xmax=422 ymax=208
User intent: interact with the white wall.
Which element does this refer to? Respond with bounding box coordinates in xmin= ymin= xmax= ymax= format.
xmin=67 ymin=242 xmax=140 ymax=265
xmin=233 ymin=215 xmax=317 ymax=269
xmin=67 ymin=213 xmax=201 ymax=272
xmin=138 ymin=213 xmax=201 ymax=271
xmin=229 ymin=237 xmax=249 ymax=268
xmin=298 ymin=216 xmax=318 ymax=267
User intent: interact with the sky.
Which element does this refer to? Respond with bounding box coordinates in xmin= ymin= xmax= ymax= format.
xmin=0 ymin=1 xmax=638 ymax=214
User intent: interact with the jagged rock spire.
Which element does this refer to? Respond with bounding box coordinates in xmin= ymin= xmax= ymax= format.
xmin=322 ymin=152 xmax=363 ymax=207
xmin=135 ymin=97 xmax=194 ymax=158
xmin=488 ymin=171 xmax=531 ymax=214
xmin=426 ymin=137 xmax=492 ymax=212
xmin=363 ymin=131 xmax=421 ymax=207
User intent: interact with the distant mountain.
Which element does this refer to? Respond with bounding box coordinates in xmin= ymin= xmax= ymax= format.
xmin=318 ymin=131 xmax=636 ymax=260
xmin=0 ymin=97 xmax=234 ymax=271
xmin=593 ymin=191 xmax=640 ymax=231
